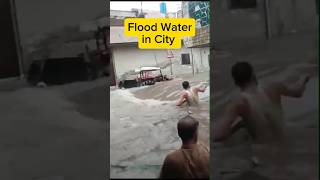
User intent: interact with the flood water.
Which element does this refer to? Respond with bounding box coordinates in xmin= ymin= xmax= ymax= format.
xmin=110 ymin=81 xmax=209 ymax=178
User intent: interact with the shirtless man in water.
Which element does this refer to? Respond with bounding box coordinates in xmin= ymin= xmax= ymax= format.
xmin=160 ymin=116 xmax=209 ymax=179
xmin=213 ymin=62 xmax=310 ymax=178
xmin=176 ymin=81 xmax=207 ymax=109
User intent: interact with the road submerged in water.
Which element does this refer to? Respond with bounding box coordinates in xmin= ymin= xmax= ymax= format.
xmin=110 ymin=79 xmax=210 ymax=178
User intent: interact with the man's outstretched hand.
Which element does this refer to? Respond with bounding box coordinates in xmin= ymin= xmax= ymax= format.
xmin=302 ymin=74 xmax=311 ymax=85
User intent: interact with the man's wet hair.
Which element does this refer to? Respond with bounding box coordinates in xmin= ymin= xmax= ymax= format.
xmin=231 ymin=62 xmax=254 ymax=87
xmin=177 ymin=116 xmax=199 ymax=142
xmin=182 ymin=81 xmax=190 ymax=89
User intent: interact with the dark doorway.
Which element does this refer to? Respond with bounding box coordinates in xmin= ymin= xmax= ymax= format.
xmin=181 ymin=53 xmax=191 ymax=65
xmin=0 ymin=0 xmax=20 ymax=78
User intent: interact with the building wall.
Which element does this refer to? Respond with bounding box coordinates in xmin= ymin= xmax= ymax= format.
xmin=110 ymin=10 xmax=137 ymax=18
xmin=190 ymin=47 xmax=210 ymax=73
xmin=182 ymin=1 xmax=210 ymax=47
xmin=214 ymin=0 xmax=266 ymax=43
xmin=214 ymin=0 xmax=318 ymax=43
xmin=111 ymin=45 xmax=210 ymax=78
xmin=268 ymin=0 xmax=318 ymax=35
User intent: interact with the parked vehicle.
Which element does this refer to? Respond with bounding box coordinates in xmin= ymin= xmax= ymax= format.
xmin=118 ymin=66 xmax=172 ymax=89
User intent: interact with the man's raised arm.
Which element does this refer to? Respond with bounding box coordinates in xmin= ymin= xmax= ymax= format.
xmin=277 ymin=75 xmax=310 ymax=98
xmin=196 ymin=82 xmax=208 ymax=93
xmin=196 ymin=87 xmax=206 ymax=93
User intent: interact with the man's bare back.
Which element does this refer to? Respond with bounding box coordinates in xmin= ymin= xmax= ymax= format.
xmin=160 ymin=116 xmax=209 ymax=179
xmin=213 ymin=62 xmax=310 ymax=179
xmin=214 ymin=63 xmax=309 ymax=143
xmin=160 ymin=144 xmax=209 ymax=179
xmin=176 ymin=81 xmax=207 ymax=109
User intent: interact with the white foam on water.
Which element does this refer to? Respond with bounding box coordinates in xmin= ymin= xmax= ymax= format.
xmin=111 ymin=89 xmax=174 ymax=106
xmin=110 ymin=82 xmax=210 ymax=176
xmin=128 ymin=86 xmax=149 ymax=93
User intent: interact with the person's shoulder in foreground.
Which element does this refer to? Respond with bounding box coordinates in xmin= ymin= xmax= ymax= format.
xmin=160 ymin=148 xmax=209 ymax=180
xmin=159 ymin=116 xmax=209 ymax=179
xmin=160 ymin=149 xmax=184 ymax=178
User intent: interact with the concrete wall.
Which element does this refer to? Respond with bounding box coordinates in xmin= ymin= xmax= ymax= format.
xmin=214 ymin=0 xmax=266 ymax=43
xmin=189 ymin=47 xmax=210 ymax=73
xmin=111 ymin=44 xmax=210 ymax=78
xmin=268 ymin=0 xmax=318 ymax=35
xmin=214 ymin=0 xmax=318 ymax=43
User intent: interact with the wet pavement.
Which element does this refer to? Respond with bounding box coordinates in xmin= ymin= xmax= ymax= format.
xmin=110 ymin=75 xmax=210 ymax=178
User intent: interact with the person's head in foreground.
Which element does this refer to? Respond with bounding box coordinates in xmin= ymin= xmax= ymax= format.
xmin=231 ymin=62 xmax=257 ymax=89
xmin=182 ymin=81 xmax=190 ymax=90
xmin=177 ymin=115 xmax=199 ymax=145
xmin=160 ymin=116 xmax=209 ymax=179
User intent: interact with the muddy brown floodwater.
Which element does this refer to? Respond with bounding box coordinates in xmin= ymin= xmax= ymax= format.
xmin=110 ymin=79 xmax=209 ymax=178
